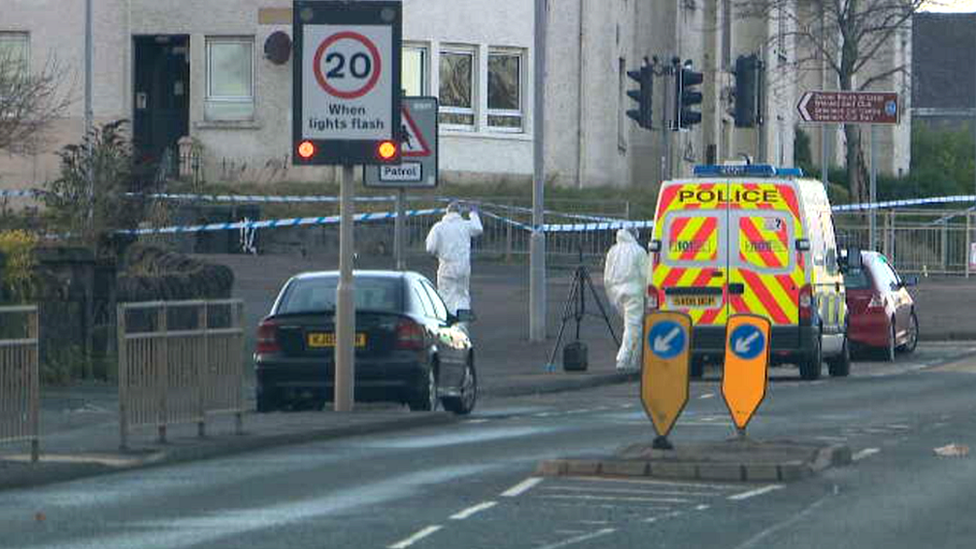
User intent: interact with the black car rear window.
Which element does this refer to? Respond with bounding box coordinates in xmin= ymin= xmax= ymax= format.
xmin=276 ymin=276 xmax=401 ymax=314
xmin=843 ymin=269 xmax=871 ymax=290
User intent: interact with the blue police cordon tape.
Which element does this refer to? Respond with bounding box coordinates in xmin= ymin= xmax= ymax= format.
xmin=831 ymin=195 xmax=976 ymax=212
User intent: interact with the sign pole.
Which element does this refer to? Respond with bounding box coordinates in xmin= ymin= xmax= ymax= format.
xmin=335 ymin=164 xmax=356 ymax=412
xmin=395 ymin=188 xmax=405 ymax=270
xmin=529 ymin=0 xmax=547 ymax=342
xmin=870 ymin=125 xmax=878 ymax=250
xmin=820 ymin=124 xmax=828 ymax=187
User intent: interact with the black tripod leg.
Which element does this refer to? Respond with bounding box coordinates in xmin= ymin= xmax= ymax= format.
xmin=546 ymin=272 xmax=581 ymax=367
xmin=582 ymin=268 xmax=620 ymax=347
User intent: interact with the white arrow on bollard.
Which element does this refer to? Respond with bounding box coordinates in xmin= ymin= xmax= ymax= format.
xmin=734 ymin=331 xmax=761 ymax=355
xmin=653 ymin=327 xmax=682 ymax=354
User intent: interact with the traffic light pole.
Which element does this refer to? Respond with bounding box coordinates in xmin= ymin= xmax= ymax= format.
xmin=394 ymin=188 xmax=405 ymax=270
xmin=335 ymin=164 xmax=356 ymax=412
xmin=529 ymin=0 xmax=547 ymax=342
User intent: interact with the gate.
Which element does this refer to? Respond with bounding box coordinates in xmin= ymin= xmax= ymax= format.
xmin=0 ymin=305 xmax=40 ymax=462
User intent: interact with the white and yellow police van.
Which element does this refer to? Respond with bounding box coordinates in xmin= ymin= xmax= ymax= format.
xmin=646 ymin=164 xmax=850 ymax=380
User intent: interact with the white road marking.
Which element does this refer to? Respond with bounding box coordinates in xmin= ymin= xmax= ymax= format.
xmin=534 ymin=412 xmax=557 ymax=418
xmin=567 ymin=476 xmax=740 ymax=490
xmin=644 ymin=511 xmax=684 ymax=523
xmin=579 ymin=520 xmax=610 ymax=525
xmin=555 ymin=530 xmax=586 ymax=535
xmin=814 ymin=435 xmax=848 ymax=442
xmin=565 ymin=408 xmax=594 ymax=414
xmin=538 ymin=494 xmax=691 ymax=504
xmin=728 ymin=485 xmax=784 ymax=501
xmin=450 ymin=501 xmax=497 ymax=520
xmin=388 ymin=525 xmax=443 ymax=549
xmin=464 ymin=419 xmax=490 ymax=424
xmin=543 ymin=486 xmax=719 ymax=497
xmin=501 ymin=477 xmax=543 ymax=497
xmin=536 ymin=528 xmax=617 ymax=549
xmin=731 ymin=494 xmax=830 ymax=549
xmin=695 ymin=504 xmax=711 ymax=511
xmin=852 ymin=448 xmax=881 ymax=462
xmin=699 ymin=393 xmax=716 ymax=399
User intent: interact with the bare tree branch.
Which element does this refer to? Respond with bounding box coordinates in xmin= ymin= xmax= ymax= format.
xmin=0 ymin=50 xmax=74 ymax=156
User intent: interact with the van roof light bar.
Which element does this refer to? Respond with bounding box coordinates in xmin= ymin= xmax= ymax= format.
xmin=693 ymin=164 xmax=804 ymax=178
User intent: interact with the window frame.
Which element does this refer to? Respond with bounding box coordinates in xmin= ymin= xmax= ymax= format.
xmin=486 ymin=48 xmax=525 ymax=133
xmin=204 ymin=36 xmax=255 ymax=122
xmin=401 ymin=43 xmax=430 ymax=97
xmin=438 ymin=46 xmax=477 ymax=131
xmin=0 ymin=32 xmax=30 ymax=81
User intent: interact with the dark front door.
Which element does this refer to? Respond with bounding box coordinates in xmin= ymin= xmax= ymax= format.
xmin=132 ymin=35 xmax=190 ymax=180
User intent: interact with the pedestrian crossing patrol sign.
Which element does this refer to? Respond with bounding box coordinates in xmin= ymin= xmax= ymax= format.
xmin=364 ymin=96 xmax=439 ymax=187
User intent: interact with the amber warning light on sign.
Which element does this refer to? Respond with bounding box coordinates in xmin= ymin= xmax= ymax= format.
xmin=297 ymin=140 xmax=317 ymax=160
xmin=376 ymin=140 xmax=399 ymax=162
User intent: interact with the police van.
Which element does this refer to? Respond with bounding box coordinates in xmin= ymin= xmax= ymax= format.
xmin=646 ymin=164 xmax=850 ymax=380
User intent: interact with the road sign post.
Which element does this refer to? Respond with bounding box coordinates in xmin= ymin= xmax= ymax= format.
xmin=722 ymin=314 xmax=771 ymax=438
xmin=294 ymin=1 xmax=402 ymax=412
xmin=642 ymin=311 xmax=693 ymax=450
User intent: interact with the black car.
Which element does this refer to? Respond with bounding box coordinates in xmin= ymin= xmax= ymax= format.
xmin=254 ymin=270 xmax=477 ymax=414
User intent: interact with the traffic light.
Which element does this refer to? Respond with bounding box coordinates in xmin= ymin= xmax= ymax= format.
xmin=675 ymin=64 xmax=703 ymax=130
xmin=625 ymin=64 xmax=654 ymax=130
xmin=734 ymin=54 xmax=763 ymax=128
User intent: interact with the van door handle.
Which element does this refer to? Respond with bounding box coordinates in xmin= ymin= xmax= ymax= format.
xmin=728 ymin=283 xmax=745 ymax=295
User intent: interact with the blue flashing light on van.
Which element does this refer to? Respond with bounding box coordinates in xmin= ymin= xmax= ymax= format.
xmin=692 ymin=164 xmax=805 ymax=178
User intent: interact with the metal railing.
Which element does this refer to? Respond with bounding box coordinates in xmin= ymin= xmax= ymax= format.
xmin=117 ymin=299 xmax=245 ymax=449
xmin=835 ymin=210 xmax=976 ymax=276
xmin=0 ymin=305 xmax=40 ymax=462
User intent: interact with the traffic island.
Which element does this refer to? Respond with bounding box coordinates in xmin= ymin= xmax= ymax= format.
xmin=536 ymin=438 xmax=853 ymax=482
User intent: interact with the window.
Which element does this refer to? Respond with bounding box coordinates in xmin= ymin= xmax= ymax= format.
xmin=420 ymin=280 xmax=449 ymax=321
xmin=487 ymin=50 xmax=523 ymax=131
xmin=439 ymin=49 xmax=475 ymax=127
xmin=402 ymin=45 xmax=428 ymax=96
xmin=205 ymin=37 xmax=254 ymax=121
xmin=411 ymin=285 xmax=434 ymax=318
xmin=0 ymin=32 xmax=29 ymax=79
xmin=276 ymin=276 xmax=401 ymax=314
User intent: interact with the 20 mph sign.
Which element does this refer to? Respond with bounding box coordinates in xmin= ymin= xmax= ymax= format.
xmin=293 ymin=1 xmax=402 ymax=165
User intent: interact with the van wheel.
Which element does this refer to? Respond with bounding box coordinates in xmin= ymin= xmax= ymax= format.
xmin=799 ymin=334 xmax=823 ymax=380
xmin=690 ymin=357 xmax=704 ymax=379
xmin=827 ymin=336 xmax=851 ymax=377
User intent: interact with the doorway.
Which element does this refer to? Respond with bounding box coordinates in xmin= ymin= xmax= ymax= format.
xmin=132 ymin=35 xmax=190 ymax=182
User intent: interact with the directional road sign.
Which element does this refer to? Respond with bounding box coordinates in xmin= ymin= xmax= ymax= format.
xmin=722 ymin=314 xmax=771 ymax=431
xmin=642 ymin=311 xmax=692 ymax=438
xmin=364 ymin=96 xmax=439 ymax=187
xmin=293 ymin=1 xmax=402 ymax=165
xmin=797 ymin=91 xmax=899 ymax=125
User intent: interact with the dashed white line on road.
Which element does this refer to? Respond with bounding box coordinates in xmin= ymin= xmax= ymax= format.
xmin=568 ymin=476 xmax=740 ymax=490
xmin=536 ymin=528 xmax=617 ymax=549
xmin=501 ymin=477 xmax=543 ymax=497
xmin=534 ymin=412 xmax=557 ymax=418
xmin=644 ymin=511 xmax=684 ymax=523
xmin=579 ymin=520 xmax=610 ymax=525
xmin=539 ymin=494 xmax=691 ymax=504
xmin=565 ymin=408 xmax=594 ymax=414
xmin=728 ymin=485 xmax=784 ymax=501
xmin=814 ymin=435 xmax=848 ymax=442
xmin=388 ymin=525 xmax=443 ymax=549
xmin=852 ymin=448 xmax=881 ymax=462
xmin=464 ymin=419 xmax=490 ymax=424
xmin=450 ymin=501 xmax=497 ymax=520
xmin=543 ymin=486 xmax=719 ymax=497
xmin=695 ymin=504 xmax=711 ymax=511
xmin=700 ymin=393 xmax=716 ymax=399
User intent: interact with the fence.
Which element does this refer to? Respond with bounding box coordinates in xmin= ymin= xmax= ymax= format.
xmin=834 ymin=210 xmax=976 ymax=276
xmin=117 ymin=299 xmax=245 ymax=449
xmin=0 ymin=306 xmax=40 ymax=462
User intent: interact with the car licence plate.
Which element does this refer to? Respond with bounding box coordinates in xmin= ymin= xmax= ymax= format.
xmin=669 ymin=295 xmax=719 ymax=308
xmin=307 ymin=332 xmax=367 ymax=348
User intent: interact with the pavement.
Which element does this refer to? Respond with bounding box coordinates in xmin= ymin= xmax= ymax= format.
xmin=3 ymin=251 xmax=975 ymax=494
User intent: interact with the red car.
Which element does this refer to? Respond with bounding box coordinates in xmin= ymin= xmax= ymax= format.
xmin=843 ymin=251 xmax=918 ymax=361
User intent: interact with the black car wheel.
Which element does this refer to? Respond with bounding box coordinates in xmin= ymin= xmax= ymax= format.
xmin=408 ymin=365 xmax=439 ymax=412
xmin=799 ymin=332 xmax=823 ymax=380
xmin=443 ymin=359 xmax=477 ymax=415
xmin=881 ymin=321 xmax=896 ymax=362
xmin=897 ymin=312 xmax=919 ymax=354
xmin=827 ymin=335 xmax=851 ymax=377
xmin=690 ymin=357 xmax=704 ymax=379
xmin=256 ymin=387 xmax=280 ymax=413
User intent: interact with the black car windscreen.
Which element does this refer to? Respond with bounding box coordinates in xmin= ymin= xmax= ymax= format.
xmin=276 ymin=277 xmax=402 ymax=314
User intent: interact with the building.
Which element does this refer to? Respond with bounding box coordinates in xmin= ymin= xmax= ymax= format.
xmin=0 ymin=0 xmax=911 ymax=192
xmin=912 ymin=12 xmax=976 ymax=131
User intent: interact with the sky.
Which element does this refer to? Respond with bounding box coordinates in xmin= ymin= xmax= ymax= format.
xmin=921 ymin=0 xmax=976 ymax=12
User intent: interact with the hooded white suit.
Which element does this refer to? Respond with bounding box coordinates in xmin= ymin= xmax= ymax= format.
xmin=425 ymin=210 xmax=484 ymax=314
xmin=604 ymin=229 xmax=649 ymax=371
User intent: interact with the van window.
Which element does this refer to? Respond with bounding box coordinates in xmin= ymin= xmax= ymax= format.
xmin=734 ymin=212 xmax=794 ymax=273
xmin=661 ymin=211 xmax=722 ymax=267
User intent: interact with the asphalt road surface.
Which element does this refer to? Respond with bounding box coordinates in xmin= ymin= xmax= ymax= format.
xmin=6 ymin=343 xmax=976 ymax=549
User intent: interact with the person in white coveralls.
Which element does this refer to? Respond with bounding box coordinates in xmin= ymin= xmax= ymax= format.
xmin=603 ymin=229 xmax=649 ymax=372
xmin=425 ymin=201 xmax=484 ymax=316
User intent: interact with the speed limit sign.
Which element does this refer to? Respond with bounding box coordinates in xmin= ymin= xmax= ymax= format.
xmin=293 ymin=1 xmax=402 ymax=165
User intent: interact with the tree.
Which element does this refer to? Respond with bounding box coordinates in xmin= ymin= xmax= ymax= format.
xmin=0 ymin=44 xmax=73 ymax=156
xmin=738 ymin=0 xmax=923 ymax=203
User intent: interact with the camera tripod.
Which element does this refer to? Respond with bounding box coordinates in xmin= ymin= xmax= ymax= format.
xmin=545 ymin=250 xmax=620 ymax=371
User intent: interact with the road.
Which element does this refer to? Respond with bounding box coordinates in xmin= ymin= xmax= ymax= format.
xmin=5 ymin=343 xmax=976 ymax=549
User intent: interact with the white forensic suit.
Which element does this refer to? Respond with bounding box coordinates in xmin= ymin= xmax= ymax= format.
xmin=603 ymin=229 xmax=649 ymax=372
xmin=425 ymin=209 xmax=484 ymax=315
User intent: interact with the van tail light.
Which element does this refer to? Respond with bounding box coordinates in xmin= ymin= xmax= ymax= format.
xmin=798 ymin=285 xmax=814 ymax=322
xmin=868 ymin=293 xmax=885 ymax=310
xmin=646 ymin=285 xmax=661 ymax=311
xmin=395 ymin=319 xmax=425 ymax=350
xmin=256 ymin=319 xmax=280 ymax=353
